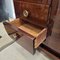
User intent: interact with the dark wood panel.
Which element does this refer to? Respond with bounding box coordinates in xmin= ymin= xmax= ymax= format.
xmin=17 ymin=35 xmax=35 ymax=54
xmin=13 ymin=0 xmax=59 ymax=27
xmin=43 ymin=0 xmax=60 ymax=56
xmin=50 ymin=0 xmax=59 ymax=19
xmin=38 ymin=47 xmax=60 ymax=60
xmin=14 ymin=0 xmax=51 ymax=5
xmin=14 ymin=1 xmax=49 ymax=27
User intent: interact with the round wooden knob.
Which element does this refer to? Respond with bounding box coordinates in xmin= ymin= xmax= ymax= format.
xmin=23 ymin=10 xmax=29 ymax=18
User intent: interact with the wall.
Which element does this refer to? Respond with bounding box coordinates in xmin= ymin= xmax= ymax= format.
xmin=5 ymin=0 xmax=16 ymax=19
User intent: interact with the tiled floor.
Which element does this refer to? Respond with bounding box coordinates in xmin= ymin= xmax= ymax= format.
xmin=0 ymin=42 xmax=52 ymax=60
xmin=0 ymin=23 xmax=14 ymax=51
xmin=0 ymin=23 xmax=52 ymax=60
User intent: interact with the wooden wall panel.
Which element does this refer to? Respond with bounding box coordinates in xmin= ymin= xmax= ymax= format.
xmin=14 ymin=1 xmax=49 ymax=27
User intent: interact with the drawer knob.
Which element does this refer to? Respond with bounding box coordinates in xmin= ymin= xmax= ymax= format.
xmin=23 ymin=10 xmax=29 ymax=18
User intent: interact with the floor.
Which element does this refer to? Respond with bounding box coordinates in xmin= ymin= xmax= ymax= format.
xmin=0 ymin=42 xmax=52 ymax=60
xmin=0 ymin=23 xmax=52 ymax=60
xmin=0 ymin=23 xmax=15 ymax=51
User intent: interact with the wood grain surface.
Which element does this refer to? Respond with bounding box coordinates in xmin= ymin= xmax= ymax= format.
xmin=43 ymin=0 xmax=60 ymax=55
xmin=14 ymin=1 xmax=49 ymax=27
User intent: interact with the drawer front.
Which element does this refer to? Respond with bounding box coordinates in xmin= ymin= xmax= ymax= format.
xmin=14 ymin=1 xmax=49 ymax=27
xmin=35 ymin=28 xmax=47 ymax=48
xmin=16 ymin=35 xmax=35 ymax=54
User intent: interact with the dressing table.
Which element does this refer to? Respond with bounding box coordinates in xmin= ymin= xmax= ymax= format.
xmin=3 ymin=0 xmax=59 ymax=56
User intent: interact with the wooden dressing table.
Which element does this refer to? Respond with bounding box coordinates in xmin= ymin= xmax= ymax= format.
xmin=4 ymin=0 xmax=60 ymax=58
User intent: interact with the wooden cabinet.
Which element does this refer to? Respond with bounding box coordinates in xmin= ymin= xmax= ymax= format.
xmin=4 ymin=0 xmax=59 ymax=54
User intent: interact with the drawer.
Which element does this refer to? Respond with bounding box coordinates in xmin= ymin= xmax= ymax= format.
xmin=4 ymin=18 xmax=47 ymax=54
xmin=14 ymin=1 xmax=49 ymax=27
